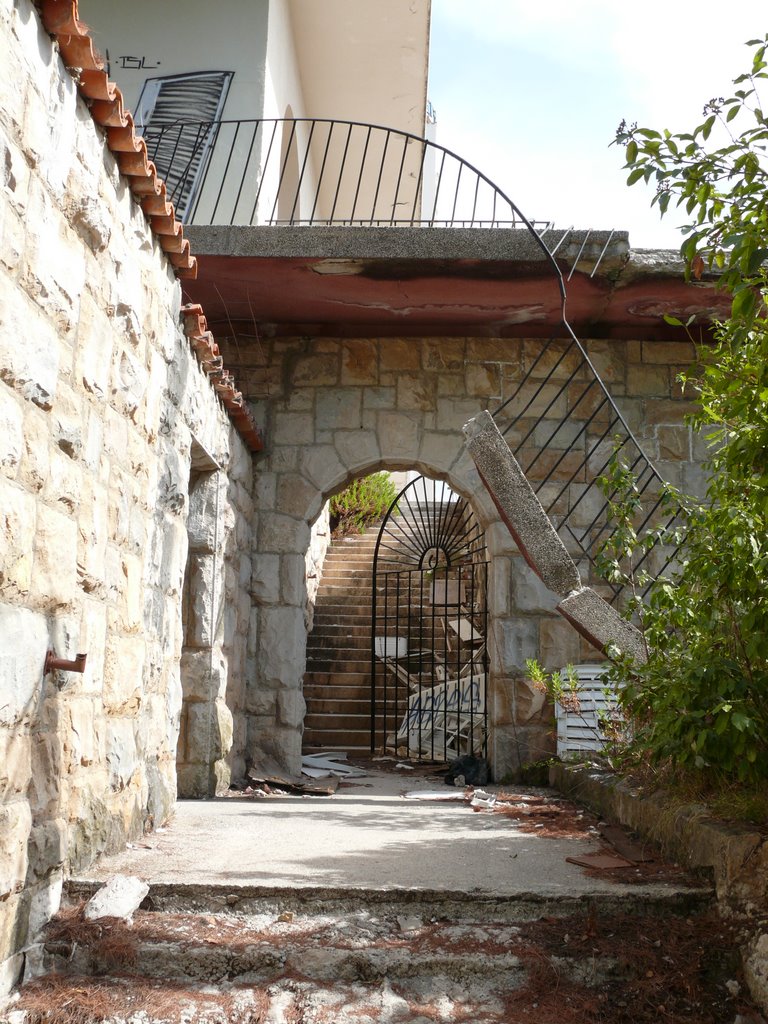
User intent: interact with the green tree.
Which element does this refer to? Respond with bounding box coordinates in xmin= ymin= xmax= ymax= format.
xmin=606 ymin=35 xmax=768 ymax=784
xmin=615 ymin=33 xmax=768 ymax=326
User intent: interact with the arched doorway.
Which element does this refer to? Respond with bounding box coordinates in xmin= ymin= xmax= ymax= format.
xmin=371 ymin=475 xmax=488 ymax=761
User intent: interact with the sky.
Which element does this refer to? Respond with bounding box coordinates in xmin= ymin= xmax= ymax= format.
xmin=427 ymin=1 xmax=767 ymax=249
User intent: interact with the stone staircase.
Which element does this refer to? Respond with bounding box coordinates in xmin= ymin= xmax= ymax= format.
xmin=5 ymin=882 xmax=739 ymax=1024
xmin=303 ymin=524 xmax=393 ymax=753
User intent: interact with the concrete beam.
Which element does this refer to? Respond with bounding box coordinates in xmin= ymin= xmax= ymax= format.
xmin=462 ymin=410 xmax=581 ymax=597
xmin=463 ymin=410 xmax=647 ymax=666
xmin=557 ymin=587 xmax=647 ymax=664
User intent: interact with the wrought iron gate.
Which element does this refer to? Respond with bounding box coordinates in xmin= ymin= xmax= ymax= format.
xmin=370 ymin=477 xmax=488 ymax=761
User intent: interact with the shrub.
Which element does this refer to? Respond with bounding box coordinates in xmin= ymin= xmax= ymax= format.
xmin=607 ymin=35 xmax=768 ymax=786
xmin=329 ymin=472 xmax=398 ymax=538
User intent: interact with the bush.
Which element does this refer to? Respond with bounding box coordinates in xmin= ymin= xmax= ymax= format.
xmin=329 ymin=472 xmax=398 ymax=538
xmin=607 ymin=35 xmax=768 ymax=787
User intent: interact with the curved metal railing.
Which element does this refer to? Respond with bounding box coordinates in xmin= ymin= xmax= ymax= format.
xmin=141 ymin=114 xmax=679 ymax=603
xmin=140 ymin=116 xmax=553 ymax=229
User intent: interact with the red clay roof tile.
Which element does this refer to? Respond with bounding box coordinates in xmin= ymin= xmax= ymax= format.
xmin=38 ymin=0 xmax=263 ymax=452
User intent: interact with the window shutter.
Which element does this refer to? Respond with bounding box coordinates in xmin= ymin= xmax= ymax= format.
xmin=136 ymin=71 xmax=234 ymax=219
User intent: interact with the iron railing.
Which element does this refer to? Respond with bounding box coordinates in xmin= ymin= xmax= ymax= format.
xmin=141 ymin=114 xmax=681 ymax=602
xmin=140 ymin=116 xmax=553 ymax=229
xmin=491 ymin=338 xmax=681 ymax=604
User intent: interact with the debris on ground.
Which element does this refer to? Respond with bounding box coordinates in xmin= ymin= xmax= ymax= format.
xmin=235 ymin=752 xmax=370 ymax=796
xmin=445 ymin=753 xmax=490 ymax=786
xmin=403 ymin=789 xmax=469 ymax=801
xmin=83 ymin=875 xmax=149 ymax=924
xmin=6 ymin=902 xmax=760 ymax=1024
xmin=301 ymin=752 xmax=368 ymax=778
xmin=565 ymin=851 xmax=635 ymax=870
xmin=244 ymin=765 xmax=340 ymax=797
xmin=470 ymin=789 xmax=497 ymax=810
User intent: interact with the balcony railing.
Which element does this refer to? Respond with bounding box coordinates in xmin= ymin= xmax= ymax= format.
xmin=140 ymin=116 xmax=552 ymax=230
xmin=141 ymin=115 xmax=679 ymax=603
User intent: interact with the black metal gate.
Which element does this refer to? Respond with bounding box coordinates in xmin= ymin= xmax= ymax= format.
xmin=370 ymin=477 xmax=488 ymax=761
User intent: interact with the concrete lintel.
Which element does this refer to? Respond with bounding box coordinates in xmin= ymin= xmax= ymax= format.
xmin=556 ymin=587 xmax=647 ymax=664
xmin=463 ymin=410 xmax=581 ymax=597
xmin=186 ymin=224 xmax=630 ymax=266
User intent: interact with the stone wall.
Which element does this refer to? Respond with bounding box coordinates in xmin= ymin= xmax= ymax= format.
xmin=221 ymin=331 xmax=706 ymax=780
xmin=0 ymin=0 xmax=252 ymax=993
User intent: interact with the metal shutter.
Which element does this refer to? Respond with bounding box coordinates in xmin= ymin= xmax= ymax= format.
xmin=135 ymin=71 xmax=234 ymax=219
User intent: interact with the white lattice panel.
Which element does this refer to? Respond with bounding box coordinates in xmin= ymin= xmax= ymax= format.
xmin=555 ymin=664 xmax=617 ymax=758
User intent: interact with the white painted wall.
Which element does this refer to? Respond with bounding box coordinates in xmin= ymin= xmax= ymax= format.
xmin=82 ymin=0 xmax=270 ymax=120
xmin=80 ymin=1 xmax=431 ymax=225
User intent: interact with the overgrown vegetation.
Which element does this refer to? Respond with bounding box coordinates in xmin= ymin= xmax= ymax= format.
xmin=603 ymin=35 xmax=768 ymax=788
xmin=526 ymin=660 xmax=627 ymax=767
xmin=329 ymin=472 xmax=398 ymax=538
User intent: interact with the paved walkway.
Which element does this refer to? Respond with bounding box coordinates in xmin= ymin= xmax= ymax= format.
xmin=74 ymin=768 xmax=704 ymax=900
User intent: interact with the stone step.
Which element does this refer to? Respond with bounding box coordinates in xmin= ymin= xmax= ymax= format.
xmin=305 ymin=658 xmax=373 ymax=674
xmin=302 ymin=726 xmax=372 ymax=747
xmin=304 ymin=713 xmax=388 ymax=732
xmin=15 ymin=875 xmax=730 ymax=1024
xmin=301 ymin=695 xmax=372 ymax=713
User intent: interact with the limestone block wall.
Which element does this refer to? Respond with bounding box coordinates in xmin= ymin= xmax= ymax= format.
xmin=0 ymin=0 xmax=252 ymax=993
xmin=220 ymin=331 xmax=706 ymax=780
xmin=304 ymin=501 xmax=331 ymax=631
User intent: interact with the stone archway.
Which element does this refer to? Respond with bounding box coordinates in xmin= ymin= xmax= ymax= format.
xmin=242 ymin=333 xmax=652 ymax=780
xmin=248 ymin=429 xmax=556 ymax=779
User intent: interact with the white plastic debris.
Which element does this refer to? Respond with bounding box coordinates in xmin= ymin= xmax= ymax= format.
xmin=404 ymin=790 xmax=466 ymax=801
xmin=397 ymin=915 xmax=422 ymax=932
xmin=301 ymin=753 xmax=367 ymax=778
xmin=470 ymin=789 xmax=497 ymax=809
xmin=83 ymin=874 xmax=149 ymax=923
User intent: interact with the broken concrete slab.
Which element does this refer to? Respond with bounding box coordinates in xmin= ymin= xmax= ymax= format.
xmin=556 ymin=586 xmax=647 ymax=664
xmin=566 ymin=851 xmax=635 ymax=870
xmin=83 ymin=874 xmax=149 ymax=923
xmin=462 ymin=410 xmax=581 ymax=597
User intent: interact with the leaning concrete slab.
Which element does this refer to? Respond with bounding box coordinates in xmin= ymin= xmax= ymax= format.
xmin=463 ymin=410 xmax=581 ymax=597
xmin=557 ymin=587 xmax=647 ymax=664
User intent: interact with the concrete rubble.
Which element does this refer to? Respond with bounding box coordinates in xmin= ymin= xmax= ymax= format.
xmin=83 ymin=874 xmax=149 ymax=924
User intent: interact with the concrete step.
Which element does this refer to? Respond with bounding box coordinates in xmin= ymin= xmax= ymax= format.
xmin=300 ymin=697 xmax=372 ymax=714
xmin=16 ymin=883 xmax=728 ymax=1024
xmin=308 ymin=623 xmax=375 ymax=639
xmin=305 ymin=658 xmax=372 ymax=674
xmin=302 ymin=726 xmax=372 ymax=747
xmin=304 ymin=712 xmax=386 ymax=732
xmin=312 ymin=611 xmax=373 ymax=625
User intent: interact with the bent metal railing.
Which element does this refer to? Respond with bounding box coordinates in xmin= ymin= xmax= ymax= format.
xmin=140 ymin=116 xmax=553 ymax=229
xmin=142 ymin=115 xmax=680 ymax=604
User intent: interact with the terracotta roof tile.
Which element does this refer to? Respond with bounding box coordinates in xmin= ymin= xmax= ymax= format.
xmin=38 ymin=0 xmax=263 ymax=452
